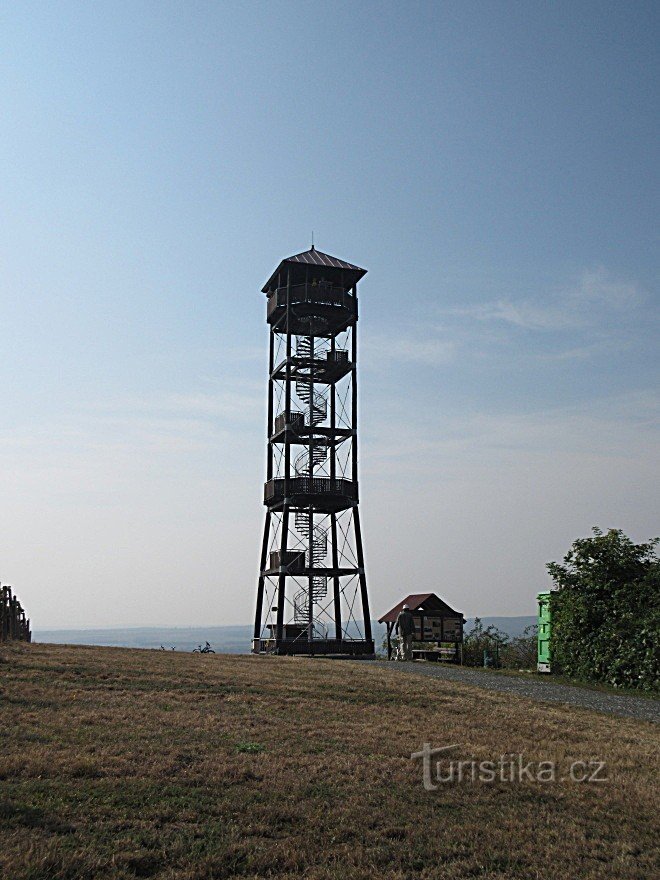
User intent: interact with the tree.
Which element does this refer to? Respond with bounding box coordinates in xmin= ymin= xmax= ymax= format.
xmin=500 ymin=625 xmax=538 ymax=670
xmin=462 ymin=619 xmax=538 ymax=670
xmin=547 ymin=528 xmax=660 ymax=690
xmin=462 ymin=618 xmax=509 ymax=667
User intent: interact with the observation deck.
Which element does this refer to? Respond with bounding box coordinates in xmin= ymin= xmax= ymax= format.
xmin=270 ymin=411 xmax=353 ymax=445
xmin=266 ymin=282 xmax=357 ymax=336
xmin=263 ymin=476 xmax=357 ymax=512
xmin=271 ymin=349 xmax=352 ymax=385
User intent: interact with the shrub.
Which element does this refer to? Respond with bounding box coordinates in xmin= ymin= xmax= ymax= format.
xmin=462 ymin=618 xmax=508 ymax=668
xmin=500 ymin=625 xmax=538 ymax=670
xmin=548 ymin=528 xmax=660 ymax=691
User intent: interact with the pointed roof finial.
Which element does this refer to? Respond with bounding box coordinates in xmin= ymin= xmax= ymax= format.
xmin=311 ymin=230 xmax=315 ymax=250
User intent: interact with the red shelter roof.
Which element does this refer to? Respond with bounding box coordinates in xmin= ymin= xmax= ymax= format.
xmin=378 ymin=593 xmax=464 ymax=624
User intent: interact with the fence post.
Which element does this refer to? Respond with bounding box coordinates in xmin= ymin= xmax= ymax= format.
xmin=0 ymin=584 xmax=32 ymax=643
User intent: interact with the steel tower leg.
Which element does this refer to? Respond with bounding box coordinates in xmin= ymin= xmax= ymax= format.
xmin=353 ymin=506 xmax=372 ymax=642
xmin=331 ymin=512 xmax=342 ymax=640
xmin=276 ymin=507 xmax=289 ymax=645
xmin=253 ymin=510 xmax=271 ymax=643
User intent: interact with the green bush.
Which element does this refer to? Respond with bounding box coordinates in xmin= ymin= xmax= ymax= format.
xmin=462 ymin=619 xmax=537 ymax=669
xmin=500 ymin=625 xmax=538 ymax=669
xmin=462 ymin=618 xmax=508 ymax=667
xmin=548 ymin=528 xmax=660 ymax=691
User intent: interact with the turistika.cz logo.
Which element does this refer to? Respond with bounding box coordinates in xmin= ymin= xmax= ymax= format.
xmin=411 ymin=743 xmax=608 ymax=789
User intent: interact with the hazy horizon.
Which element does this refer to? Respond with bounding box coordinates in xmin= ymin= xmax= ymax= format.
xmin=33 ymin=614 xmax=537 ymax=634
xmin=31 ymin=616 xmax=538 ymax=654
xmin=1 ymin=3 xmax=658 ymax=630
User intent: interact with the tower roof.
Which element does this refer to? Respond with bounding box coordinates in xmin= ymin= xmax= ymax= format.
xmin=261 ymin=247 xmax=367 ymax=292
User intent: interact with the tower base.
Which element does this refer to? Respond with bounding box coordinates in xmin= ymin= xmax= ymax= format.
xmin=252 ymin=637 xmax=375 ymax=658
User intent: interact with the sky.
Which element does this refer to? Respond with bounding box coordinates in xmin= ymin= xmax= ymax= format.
xmin=1 ymin=1 xmax=658 ymax=628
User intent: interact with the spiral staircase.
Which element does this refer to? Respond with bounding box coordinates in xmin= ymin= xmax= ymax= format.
xmin=292 ymin=335 xmax=329 ymax=630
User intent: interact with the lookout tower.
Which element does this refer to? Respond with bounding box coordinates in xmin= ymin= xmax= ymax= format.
xmin=253 ymin=247 xmax=375 ymax=657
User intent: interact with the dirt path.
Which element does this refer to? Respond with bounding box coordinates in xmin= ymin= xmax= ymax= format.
xmin=381 ymin=661 xmax=660 ymax=723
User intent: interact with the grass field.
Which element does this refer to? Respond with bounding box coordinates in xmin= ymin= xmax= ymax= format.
xmin=1 ymin=643 xmax=658 ymax=879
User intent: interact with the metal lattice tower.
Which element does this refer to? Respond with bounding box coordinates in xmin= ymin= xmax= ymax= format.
xmin=252 ymin=247 xmax=374 ymax=657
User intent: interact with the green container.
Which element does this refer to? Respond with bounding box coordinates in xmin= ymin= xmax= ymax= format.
xmin=537 ymin=592 xmax=551 ymax=673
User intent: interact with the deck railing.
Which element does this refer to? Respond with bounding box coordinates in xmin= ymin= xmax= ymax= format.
xmin=267 ymin=282 xmax=355 ymax=318
xmin=273 ymin=411 xmax=305 ymax=435
xmin=264 ymin=477 xmax=356 ymax=503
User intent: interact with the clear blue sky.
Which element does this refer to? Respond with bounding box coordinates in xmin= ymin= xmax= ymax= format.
xmin=1 ymin=1 xmax=658 ymax=627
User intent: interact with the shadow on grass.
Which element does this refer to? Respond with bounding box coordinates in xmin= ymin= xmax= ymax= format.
xmin=0 ymin=799 xmax=74 ymax=834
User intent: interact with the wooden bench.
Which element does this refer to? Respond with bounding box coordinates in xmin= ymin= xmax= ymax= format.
xmin=411 ymin=647 xmax=459 ymax=663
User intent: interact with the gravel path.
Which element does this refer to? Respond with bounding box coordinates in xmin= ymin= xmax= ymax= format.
xmin=381 ymin=661 xmax=660 ymax=723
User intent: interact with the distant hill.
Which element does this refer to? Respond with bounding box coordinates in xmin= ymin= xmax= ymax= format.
xmin=466 ymin=616 xmax=537 ymax=638
xmin=34 ymin=616 xmax=537 ymax=653
xmin=33 ymin=625 xmax=253 ymax=654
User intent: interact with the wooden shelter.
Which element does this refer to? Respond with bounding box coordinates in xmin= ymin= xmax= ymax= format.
xmin=379 ymin=593 xmax=464 ymax=661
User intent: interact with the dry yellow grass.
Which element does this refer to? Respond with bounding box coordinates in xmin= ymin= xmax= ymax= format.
xmin=1 ymin=642 xmax=658 ymax=879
